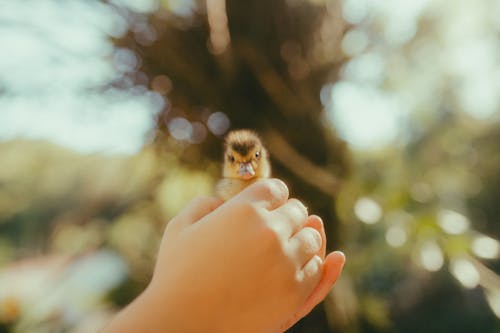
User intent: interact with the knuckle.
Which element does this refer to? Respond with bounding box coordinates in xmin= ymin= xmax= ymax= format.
xmin=257 ymin=178 xmax=289 ymax=202
xmin=294 ymin=256 xmax=322 ymax=285
xmin=288 ymin=199 xmax=308 ymax=219
xmin=304 ymin=228 xmax=322 ymax=251
xmin=303 ymin=256 xmax=322 ymax=279
xmin=270 ymin=178 xmax=289 ymax=198
xmin=292 ymin=228 xmax=322 ymax=257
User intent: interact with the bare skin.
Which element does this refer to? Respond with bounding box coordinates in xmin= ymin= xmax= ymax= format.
xmin=102 ymin=179 xmax=345 ymax=333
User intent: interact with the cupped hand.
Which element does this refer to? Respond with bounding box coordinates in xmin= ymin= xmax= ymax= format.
xmin=102 ymin=179 xmax=345 ymax=333
xmin=150 ymin=179 xmax=345 ymax=332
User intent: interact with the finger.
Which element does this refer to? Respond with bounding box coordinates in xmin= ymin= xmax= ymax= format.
xmin=281 ymin=251 xmax=345 ymax=331
xmin=294 ymin=255 xmax=323 ymax=308
xmin=271 ymin=198 xmax=308 ymax=238
xmin=170 ymin=196 xmax=223 ymax=229
xmin=288 ymin=227 xmax=322 ymax=268
xmin=232 ymin=178 xmax=289 ymax=210
xmin=300 ymin=255 xmax=323 ymax=285
xmin=303 ymin=215 xmax=326 ymax=260
xmin=295 ymin=251 xmax=345 ymax=320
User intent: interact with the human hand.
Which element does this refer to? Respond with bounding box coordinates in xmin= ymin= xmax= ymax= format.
xmin=150 ymin=178 xmax=345 ymax=332
xmin=102 ymin=178 xmax=345 ymax=333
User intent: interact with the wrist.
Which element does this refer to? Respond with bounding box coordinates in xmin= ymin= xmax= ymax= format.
xmin=141 ymin=280 xmax=224 ymax=333
xmin=101 ymin=283 xmax=175 ymax=333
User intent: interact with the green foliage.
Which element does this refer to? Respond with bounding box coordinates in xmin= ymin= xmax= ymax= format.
xmin=0 ymin=0 xmax=499 ymax=332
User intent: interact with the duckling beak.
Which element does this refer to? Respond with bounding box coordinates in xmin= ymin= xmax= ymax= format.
xmin=238 ymin=162 xmax=255 ymax=179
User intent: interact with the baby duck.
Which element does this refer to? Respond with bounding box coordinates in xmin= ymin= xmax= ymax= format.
xmin=215 ymin=129 xmax=271 ymax=200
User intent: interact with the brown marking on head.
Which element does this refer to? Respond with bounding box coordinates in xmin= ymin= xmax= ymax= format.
xmin=224 ymin=130 xmax=262 ymax=159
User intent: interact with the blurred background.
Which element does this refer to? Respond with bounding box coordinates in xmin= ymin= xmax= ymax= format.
xmin=0 ymin=0 xmax=499 ymax=332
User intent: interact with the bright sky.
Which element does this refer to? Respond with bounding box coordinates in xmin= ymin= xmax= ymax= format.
xmin=0 ymin=0 xmax=162 ymax=154
xmin=328 ymin=0 xmax=500 ymax=150
xmin=0 ymin=0 xmax=498 ymax=154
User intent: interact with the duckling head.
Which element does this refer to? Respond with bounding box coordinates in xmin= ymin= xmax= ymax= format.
xmin=223 ymin=130 xmax=270 ymax=180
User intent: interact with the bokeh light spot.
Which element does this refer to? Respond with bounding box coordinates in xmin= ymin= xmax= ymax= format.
xmin=419 ymin=241 xmax=444 ymax=272
xmin=207 ymin=111 xmax=230 ymax=136
xmin=450 ymin=258 xmax=480 ymax=289
xmin=133 ymin=22 xmax=157 ymax=46
xmin=385 ymin=225 xmax=407 ymax=248
xmin=151 ymin=75 xmax=173 ymax=95
xmin=113 ymin=48 xmax=139 ymax=73
xmin=471 ymin=235 xmax=499 ymax=260
xmin=342 ymin=0 xmax=369 ymax=24
xmin=354 ymin=197 xmax=382 ymax=224
xmin=146 ymin=91 xmax=166 ymax=113
xmin=341 ymin=29 xmax=368 ymax=56
xmin=168 ymin=117 xmax=192 ymax=141
xmin=190 ymin=122 xmax=208 ymax=144
xmin=437 ymin=209 xmax=470 ymax=235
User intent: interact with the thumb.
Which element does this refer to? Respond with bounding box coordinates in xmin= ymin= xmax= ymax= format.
xmin=170 ymin=196 xmax=223 ymax=229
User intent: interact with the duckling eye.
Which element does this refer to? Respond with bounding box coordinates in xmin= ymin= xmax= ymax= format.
xmin=255 ymin=151 xmax=260 ymax=158
xmin=228 ymin=155 xmax=235 ymax=163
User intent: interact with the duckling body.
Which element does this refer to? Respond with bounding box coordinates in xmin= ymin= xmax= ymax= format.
xmin=216 ymin=130 xmax=271 ymax=200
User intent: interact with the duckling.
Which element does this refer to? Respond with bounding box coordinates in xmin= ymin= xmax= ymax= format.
xmin=215 ymin=129 xmax=271 ymax=200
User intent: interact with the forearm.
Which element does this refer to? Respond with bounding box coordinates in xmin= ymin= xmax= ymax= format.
xmin=101 ymin=287 xmax=160 ymax=333
xmin=101 ymin=284 xmax=224 ymax=333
